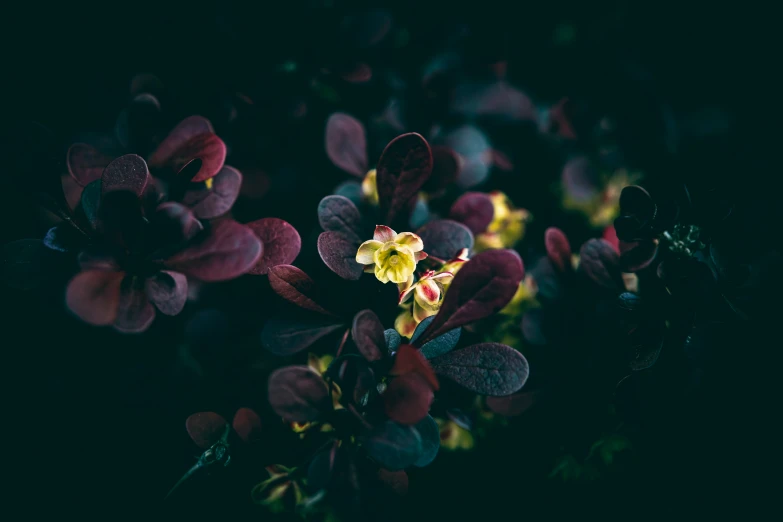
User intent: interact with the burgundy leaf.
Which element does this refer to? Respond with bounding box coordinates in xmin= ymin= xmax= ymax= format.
xmin=164 ymin=220 xmax=263 ymax=282
xmin=429 ymin=343 xmax=529 ymax=396
xmin=450 ymin=192 xmax=494 ymax=235
xmin=351 ymin=309 xmax=385 ymax=362
xmin=418 ymin=249 xmax=524 ymax=344
xmin=391 ymin=345 xmax=439 ymax=391
xmin=147 ymin=116 xmax=225 ymax=182
xmin=363 ymin=420 xmax=423 ymax=471
xmin=65 ymin=270 xmax=124 ymax=326
xmin=579 ymin=239 xmax=623 ymax=290
xmin=62 ymin=173 xmax=84 ymax=211
xmin=486 ymin=390 xmax=541 ymax=416
xmin=268 ymin=265 xmax=335 ymax=316
xmin=422 ymin=146 xmax=459 ymax=195
xmin=377 ymin=469 xmax=408 ymax=495
xmin=261 ymin=317 xmax=344 ymax=356
xmin=619 ymin=240 xmax=658 ymax=272
xmin=544 ymin=227 xmax=572 ymax=273
xmin=145 ymin=270 xmax=188 ymax=316
xmin=186 ymin=412 xmax=228 ymax=449
xmin=603 ymin=225 xmax=620 ymax=253
xmin=67 ymin=143 xmax=113 ymax=187
xmin=562 ymin=157 xmax=598 ymax=203
xmin=232 ymin=407 xmax=263 ymax=443
xmin=416 ymin=220 xmax=474 ymax=260
xmin=325 ymin=113 xmax=367 ymax=176
xmin=246 ymin=218 xmax=302 ymax=275
xmin=150 ymin=202 xmax=204 ymax=246
xmin=101 ymin=154 xmax=150 ymax=196
xmin=182 ymin=165 xmax=242 ymax=219
xmin=384 ymin=373 xmax=434 ymax=425
xmin=317 ymin=195 xmax=363 ymax=241
xmin=317 ymin=231 xmax=363 ymax=280
xmin=268 ymin=366 xmax=332 ymax=423
xmin=114 ymin=277 xmax=156 ymax=333
xmin=376 ymin=133 xmax=433 ymax=226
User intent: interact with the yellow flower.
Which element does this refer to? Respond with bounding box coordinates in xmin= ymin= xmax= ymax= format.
xmin=440 ymin=248 xmax=470 ymax=281
xmin=562 ymin=168 xmax=642 ymax=228
xmin=437 ymin=419 xmax=474 ymax=451
xmin=361 ymin=169 xmax=379 ymax=205
xmin=356 ymin=225 xmax=427 ymax=284
xmin=394 ymin=306 xmax=418 ymax=338
xmin=475 ymin=192 xmax=530 ymax=252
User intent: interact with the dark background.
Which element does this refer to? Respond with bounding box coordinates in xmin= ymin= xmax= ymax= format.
xmin=4 ymin=1 xmax=778 ymax=518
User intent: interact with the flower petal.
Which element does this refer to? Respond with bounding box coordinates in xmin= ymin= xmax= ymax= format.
xmin=415 ymin=251 xmax=428 ymax=262
xmin=395 ymin=309 xmax=418 ymax=338
xmin=374 ymin=225 xmax=397 ymax=242
xmin=398 ymin=274 xmax=415 ymax=303
xmin=394 ymin=232 xmax=423 ymax=252
xmin=356 ymin=240 xmax=383 ymax=264
xmin=415 ymin=279 xmax=441 ymax=306
xmin=374 ymin=263 xmax=390 ymax=283
xmin=413 ymin=300 xmax=438 ymax=323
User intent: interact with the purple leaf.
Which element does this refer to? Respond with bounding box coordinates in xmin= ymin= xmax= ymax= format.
xmin=619 ymin=240 xmax=658 ymax=272
xmin=442 ymin=125 xmax=491 ymax=189
xmin=325 ymin=113 xmax=367 ymax=177
xmin=317 ymin=231 xmax=363 ymax=280
xmin=391 ymin=345 xmax=439 ymax=391
xmin=186 ymin=412 xmax=228 ymax=449
xmin=149 ymin=202 xmax=204 ymax=249
xmin=449 ymin=192 xmax=494 ymax=235
xmin=67 ymin=143 xmax=113 ymax=187
xmin=182 ymin=165 xmax=242 ymax=219
xmin=452 ymin=82 xmax=536 ymax=122
xmin=232 ymin=408 xmax=263 ymax=443
xmin=317 ymin=195 xmax=363 ymax=241
xmin=430 ymin=343 xmax=529 ymax=396
xmin=65 ymin=270 xmax=124 ymax=326
xmin=486 ymin=390 xmax=541 ymax=416
xmin=416 ymin=220 xmax=474 ymax=260
xmin=145 ymin=270 xmax=188 ymax=316
xmin=268 ymin=265 xmax=335 ymax=316
xmin=418 ymin=249 xmax=524 ymax=344
xmin=147 ymin=116 xmax=226 ymax=182
xmin=412 ymin=415 xmax=439 ymax=467
xmin=268 ymin=366 xmax=332 ymax=423
xmin=578 ymin=239 xmax=623 ymax=290
xmin=101 ymin=154 xmax=150 ymax=196
xmin=246 ymin=218 xmax=302 ymax=275
xmin=410 ymin=316 xmax=461 ymax=359
xmin=164 ymin=220 xmax=263 ymax=282
xmin=544 ymin=227 xmax=572 ymax=273
xmin=114 ymin=277 xmax=155 ymax=333
xmin=351 ymin=309 xmax=385 ymax=362
xmin=376 ymin=133 xmax=433 ymax=226
xmin=326 ymin=354 xmax=377 ymax=405
xmin=261 ymin=317 xmax=344 ymax=356
xmin=423 ymin=146 xmax=459 ymax=195
xmin=363 ymin=420 xmax=423 ymax=471
xmin=384 ymin=373 xmax=433 ymax=425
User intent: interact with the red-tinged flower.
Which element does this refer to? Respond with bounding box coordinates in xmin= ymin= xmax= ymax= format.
xmin=356 ymin=226 xmax=427 ymax=284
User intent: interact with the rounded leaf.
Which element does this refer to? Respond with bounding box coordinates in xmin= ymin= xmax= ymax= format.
xmin=268 ymin=265 xmax=334 ymax=316
xmin=416 ymin=220 xmax=474 ymax=260
xmin=262 ymin=317 xmax=344 ymax=356
xmin=164 ymin=220 xmax=263 ymax=282
xmin=317 ymin=231 xmax=363 ymax=280
xmin=317 ymin=195 xmax=363 ymax=241
xmin=562 ymin=157 xmax=598 ymax=202
xmin=363 ymin=420 xmax=423 ymax=471
xmin=114 ymin=277 xmax=156 ymax=333
xmin=67 ymin=143 xmax=113 ymax=187
xmin=101 ymin=154 xmax=150 ymax=196
xmin=182 ymin=165 xmax=243 ymax=219
xmin=376 ymin=133 xmax=433 ymax=226
xmin=145 ymin=270 xmax=188 ymax=316
xmin=66 ymin=270 xmax=124 ymax=326
xmin=450 ymin=192 xmax=494 ymax=235
xmin=417 ymin=249 xmax=524 ymax=344
xmin=232 ymin=408 xmax=263 ymax=443
xmin=579 ymin=239 xmax=623 ymax=290
xmin=619 ymin=240 xmax=658 ymax=272
xmin=352 ymin=309 xmax=385 ymax=362
xmin=544 ymin=227 xmax=572 ymax=273
xmin=325 ymin=113 xmax=367 ymax=177
xmin=186 ymin=412 xmax=228 ymax=449
xmin=423 ymin=146 xmax=459 ymax=195
xmin=429 ymin=343 xmax=529 ymax=396
xmin=268 ymin=366 xmax=331 ymax=423
xmin=246 ymin=218 xmax=301 ymax=275
xmin=148 ymin=116 xmax=226 ymax=182
xmin=412 ymin=415 xmax=440 ymax=467
xmin=486 ymin=390 xmax=540 ymax=416
xmin=384 ymin=373 xmax=434 ymax=425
